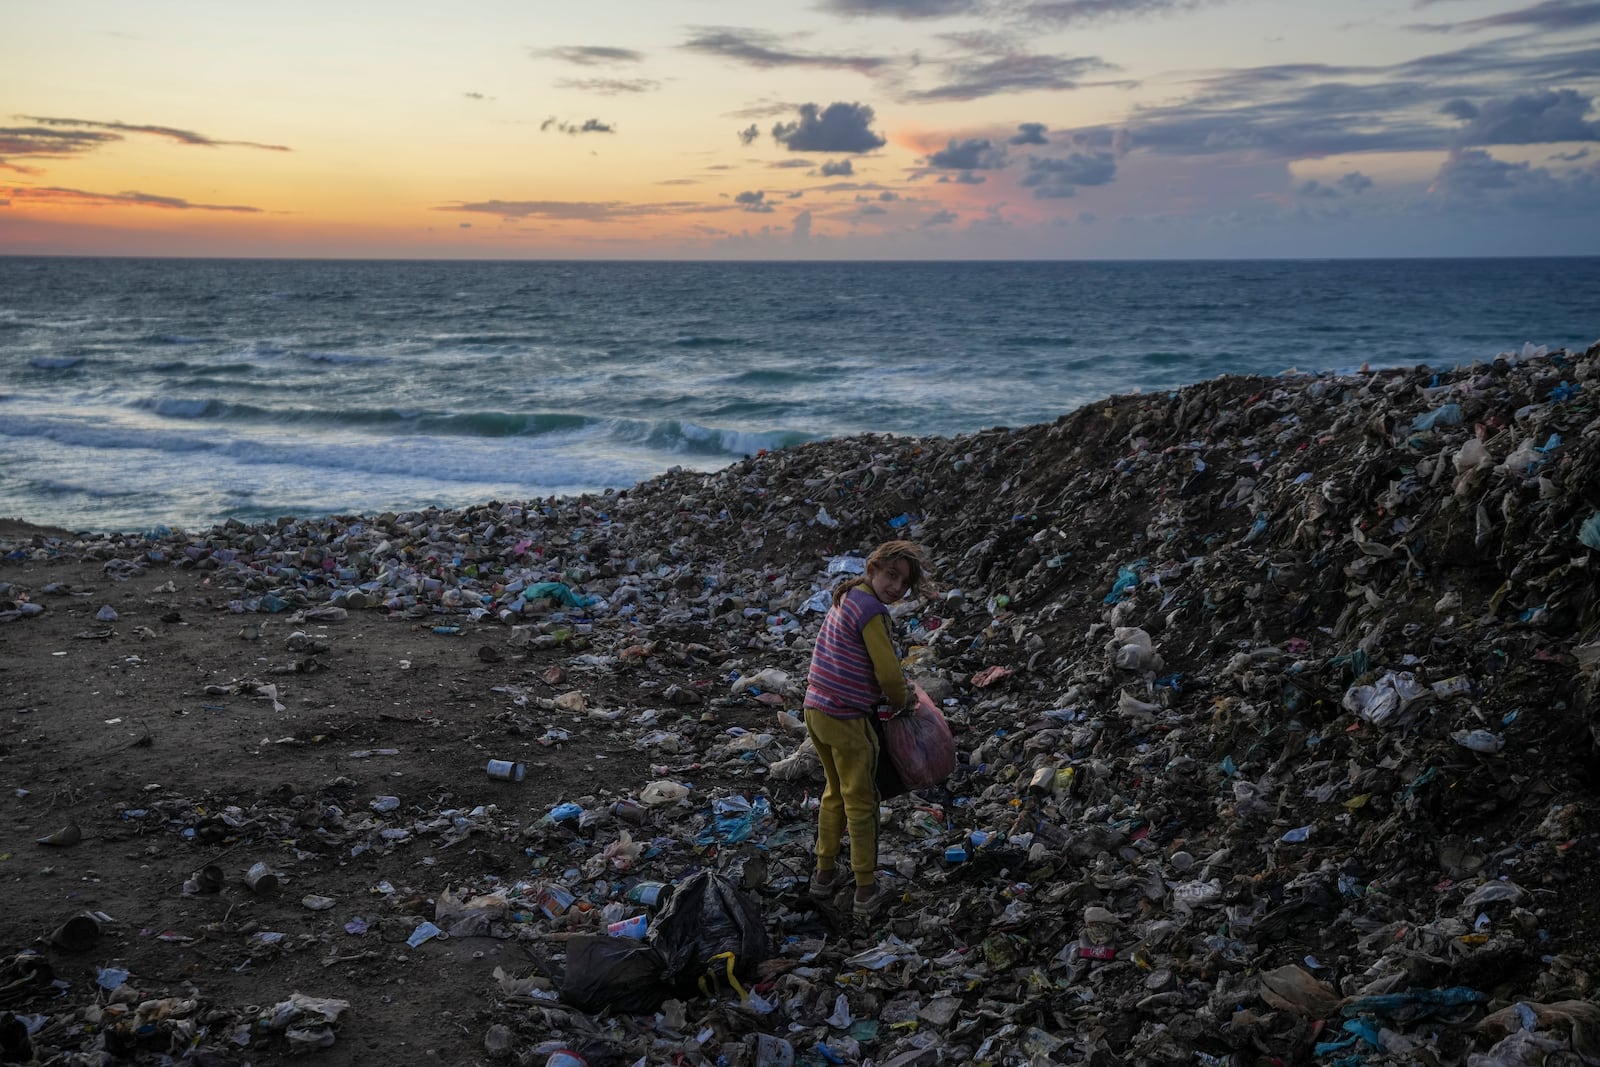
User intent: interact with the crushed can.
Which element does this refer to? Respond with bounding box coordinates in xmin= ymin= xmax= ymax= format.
xmin=486 ymin=758 xmax=526 ymax=782
xmin=626 ymin=881 xmax=671 ymax=907
xmin=244 ymin=862 xmax=279 ymax=895
xmin=611 ymin=799 xmax=647 ymax=824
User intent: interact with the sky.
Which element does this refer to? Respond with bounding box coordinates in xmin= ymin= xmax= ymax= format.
xmin=2 ymin=0 xmax=1598 ymax=259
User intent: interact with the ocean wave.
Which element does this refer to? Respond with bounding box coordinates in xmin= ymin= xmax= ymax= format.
xmin=146 ymin=397 xmax=220 ymax=418
xmin=147 ymin=359 xmax=262 ymax=375
xmin=1000 ymin=334 xmax=1077 ymax=348
xmin=31 ymin=317 xmax=100 ymax=331
xmin=119 ymin=398 xmax=809 ymax=455
xmin=128 ymin=398 xmax=593 ymax=436
xmin=718 ymin=367 xmax=815 ymax=387
xmin=29 ymin=356 xmax=85 ymax=369
xmin=5 ymin=404 xmax=816 ymax=472
xmin=26 ymin=477 xmax=150 ymax=500
xmin=425 ymin=332 xmax=533 ymax=347
xmin=299 ymin=351 xmax=393 ymax=366
xmin=670 ymin=335 xmax=744 ymax=348
xmin=0 ymin=412 xmax=676 ymax=491
xmin=635 ymin=419 xmax=815 ymax=457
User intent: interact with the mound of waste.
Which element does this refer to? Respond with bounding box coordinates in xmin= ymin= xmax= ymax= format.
xmin=5 ymin=341 xmax=1600 ymax=1066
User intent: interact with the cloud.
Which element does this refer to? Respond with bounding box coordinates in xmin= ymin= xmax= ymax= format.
xmin=1018 ymin=151 xmax=1117 ymax=197
xmin=0 ymin=125 xmax=120 ymax=158
xmin=926 ymin=137 xmax=1008 ymax=169
xmin=922 ymin=208 xmax=959 ymax=226
xmin=463 ymin=92 xmax=487 ymax=101
xmin=529 ymin=46 xmax=646 ymax=65
xmin=1298 ymin=171 xmax=1373 ymax=198
xmin=906 ymin=51 xmax=1119 ymax=101
xmin=1447 ymin=89 xmax=1600 ymax=145
xmin=1428 ymin=147 xmax=1528 ymax=195
xmin=17 ymin=115 xmax=289 ymax=152
xmin=540 ymin=117 xmax=616 ymax=135
xmin=771 ymin=102 xmax=887 ymax=152
xmin=1552 ymin=146 xmax=1592 ymax=160
xmin=735 ymin=189 xmax=775 ymax=212
xmin=1412 ymin=146 xmax=1600 ymax=216
xmin=0 ymin=161 xmax=41 ymax=175
xmin=2 ymin=185 xmax=263 ymax=212
xmin=1010 ymin=122 xmax=1049 ymax=145
xmin=727 ymin=100 xmax=803 ymax=120
xmin=738 ymin=124 xmax=761 ymax=146
xmin=438 ymin=199 xmax=707 ymax=221
xmin=1073 ymin=40 xmax=1600 ymax=163
xmin=1025 ymin=0 xmax=1219 ymax=25
xmin=553 ymin=78 xmax=662 ymax=94
xmin=940 ymin=171 xmax=987 ymax=184
xmin=1410 ymin=0 xmax=1600 ymax=34
xmin=821 ymin=0 xmax=1220 ymax=26
xmin=820 ymin=159 xmax=855 ymax=176
xmin=768 ymin=159 xmax=815 ymax=168
xmin=682 ymin=27 xmax=888 ymax=76
xmin=817 ymin=0 xmax=987 ymax=18
xmin=1337 ymin=171 xmax=1374 ymax=193
xmin=792 ymin=209 xmax=812 ymax=239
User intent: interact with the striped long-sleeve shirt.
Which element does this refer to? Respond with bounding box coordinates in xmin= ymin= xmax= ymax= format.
xmin=804 ymin=583 xmax=910 ymax=719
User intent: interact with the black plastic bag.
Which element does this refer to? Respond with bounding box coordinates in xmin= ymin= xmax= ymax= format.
xmin=647 ymin=869 xmax=770 ymax=992
xmin=559 ymin=934 xmax=668 ymax=1014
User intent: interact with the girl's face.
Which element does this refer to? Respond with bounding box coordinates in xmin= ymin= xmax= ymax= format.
xmin=867 ymin=558 xmax=912 ymax=604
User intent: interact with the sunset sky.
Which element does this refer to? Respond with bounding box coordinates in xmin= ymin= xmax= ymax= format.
xmin=3 ymin=0 xmax=1598 ymax=259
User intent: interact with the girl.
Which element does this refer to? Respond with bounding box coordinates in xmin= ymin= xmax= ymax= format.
xmin=803 ymin=539 xmax=932 ymax=917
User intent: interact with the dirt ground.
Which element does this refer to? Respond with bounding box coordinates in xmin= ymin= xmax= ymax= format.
xmin=1 ymin=537 xmax=782 ymax=1066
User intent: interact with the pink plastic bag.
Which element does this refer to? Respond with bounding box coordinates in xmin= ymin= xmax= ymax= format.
xmin=882 ymin=685 xmax=956 ymax=789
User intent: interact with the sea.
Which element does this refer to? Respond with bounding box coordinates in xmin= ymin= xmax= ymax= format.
xmin=1 ymin=256 xmax=1596 ymax=534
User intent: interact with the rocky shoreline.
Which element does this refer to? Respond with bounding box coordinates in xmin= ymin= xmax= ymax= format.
xmin=3 ymin=342 xmax=1600 ymax=1066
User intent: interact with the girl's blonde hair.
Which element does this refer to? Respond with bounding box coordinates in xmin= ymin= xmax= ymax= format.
xmin=832 ymin=539 xmax=936 ymax=605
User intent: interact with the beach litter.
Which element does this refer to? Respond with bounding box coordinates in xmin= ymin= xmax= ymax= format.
xmin=2 ymin=342 xmax=1599 ymax=1064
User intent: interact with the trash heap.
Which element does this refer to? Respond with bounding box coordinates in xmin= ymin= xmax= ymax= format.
xmin=4 ymin=342 xmax=1600 ymax=1067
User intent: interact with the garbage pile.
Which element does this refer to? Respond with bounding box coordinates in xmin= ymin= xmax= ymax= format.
xmin=5 ymin=341 xmax=1600 ymax=1066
